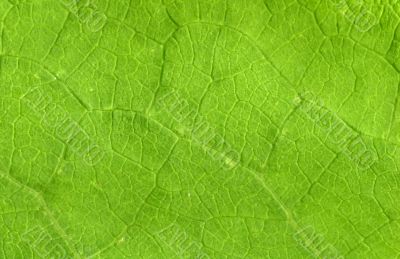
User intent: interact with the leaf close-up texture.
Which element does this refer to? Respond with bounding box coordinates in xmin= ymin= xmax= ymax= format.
xmin=1 ymin=0 xmax=400 ymax=258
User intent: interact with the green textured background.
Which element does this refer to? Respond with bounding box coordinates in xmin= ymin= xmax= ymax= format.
xmin=0 ymin=0 xmax=399 ymax=258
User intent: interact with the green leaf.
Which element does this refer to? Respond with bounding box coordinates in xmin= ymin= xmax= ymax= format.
xmin=0 ymin=0 xmax=399 ymax=258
